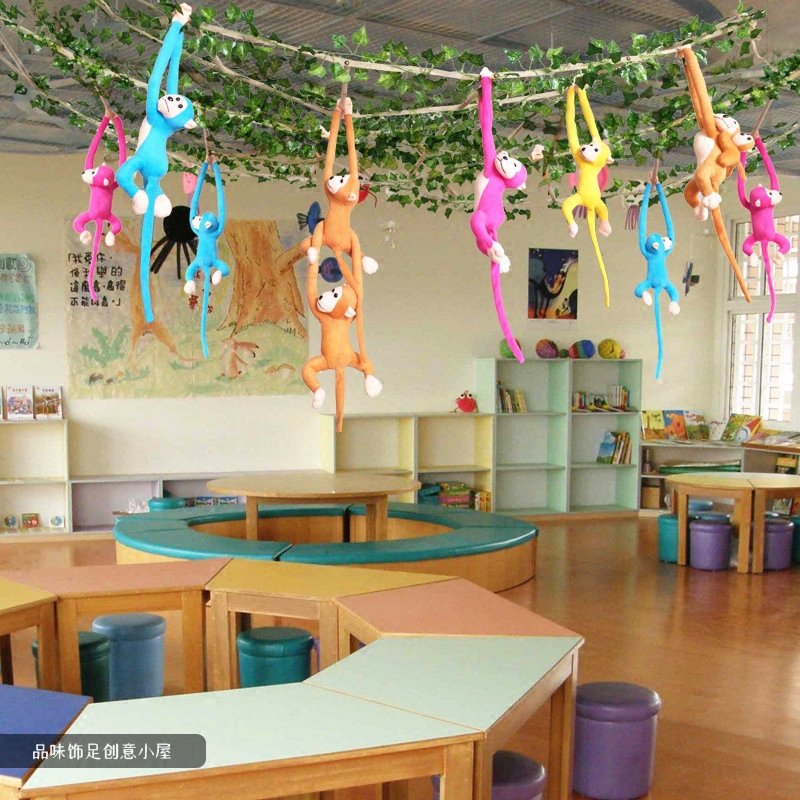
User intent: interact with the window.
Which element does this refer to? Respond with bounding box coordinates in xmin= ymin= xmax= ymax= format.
xmin=726 ymin=214 xmax=799 ymax=423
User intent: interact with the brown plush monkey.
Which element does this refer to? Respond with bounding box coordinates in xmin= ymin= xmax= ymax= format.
xmin=678 ymin=45 xmax=754 ymax=300
xmin=301 ymin=97 xmax=381 ymax=432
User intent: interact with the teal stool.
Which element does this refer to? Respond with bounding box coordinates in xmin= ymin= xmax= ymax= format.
xmin=688 ymin=499 xmax=714 ymax=514
xmin=92 ymin=613 xmax=166 ymax=700
xmin=237 ymin=627 xmax=314 ymax=688
xmin=32 ymin=631 xmax=110 ymax=702
xmin=148 ymin=496 xmax=186 ymax=511
xmin=658 ymin=514 xmax=699 ymax=563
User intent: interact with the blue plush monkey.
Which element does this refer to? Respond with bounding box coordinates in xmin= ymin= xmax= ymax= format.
xmin=634 ymin=180 xmax=680 ymax=380
xmin=183 ymin=157 xmax=229 ymax=358
xmin=115 ymin=3 xmax=196 ymax=323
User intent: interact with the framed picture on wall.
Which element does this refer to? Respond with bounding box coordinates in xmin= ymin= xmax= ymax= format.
xmin=528 ymin=248 xmax=579 ymax=320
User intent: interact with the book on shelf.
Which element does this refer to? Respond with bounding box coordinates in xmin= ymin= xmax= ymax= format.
xmin=721 ymin=413 xmax=761 ymax=443
xmin=640 ymin=410 xmax=667 ymax=441
xmin=4 ymin=386 xmax=34 ymax=420
xmin=597 ymin=431 xmax=631 ymax=464
xmin=775 ymin=454 xmax=798 ymax=475
xmin=684 ymin=411 xmax=710 ymax=441
xmin=33 ymin=386 xmax=63 ymax=419
xmin=513 ymin=389 xmax=528 ymax=413
xmin=471 ymin=490 xmax=492 ymax=512
xmin=662 ymin=410 xmax=687 ymax=440
xmin=496 ymin=381 xmax=528 ymax=413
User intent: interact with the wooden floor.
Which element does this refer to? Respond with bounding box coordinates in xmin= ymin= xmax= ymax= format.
xmin=5 ymin=516 xmax=800 ymax=799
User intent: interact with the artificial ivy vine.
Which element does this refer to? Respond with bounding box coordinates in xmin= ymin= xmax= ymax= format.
xmin=0 ymin=1 xmax=798 ymax=218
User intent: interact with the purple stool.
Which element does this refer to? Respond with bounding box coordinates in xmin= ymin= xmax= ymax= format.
xmin=433 ymin=751 xmax=545 ymax=800
xmin=689 ymin=520 xmax=731 ymax=571
xmin=573 ymin=682 xmax=661 ymax=800
xmin=763 ymin=519 xmax=793 ymax=570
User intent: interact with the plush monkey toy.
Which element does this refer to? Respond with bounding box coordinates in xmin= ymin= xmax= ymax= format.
xmin=301 ymin=98 xmax=381 ymax=432
xmin=678 ymin=45 xmax=754 ymax=300
xmin=562 ymin=85 xmax=614 ymax=307
xmin=737 ymin=136 xmax=790 ymax=322
xmin=73 ymin=101 xmax=127 ymax=303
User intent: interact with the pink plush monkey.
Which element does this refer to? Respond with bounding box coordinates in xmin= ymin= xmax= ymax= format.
xmin=737 ymin=136 xmax=790 ymax=322
xmin=470 ymin=67 xmax=530 ymax=364
xmin=73 ymin=104 xmax=127 ymax=303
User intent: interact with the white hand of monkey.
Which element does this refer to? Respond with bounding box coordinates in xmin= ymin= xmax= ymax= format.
xmin=173 ymin=3 xmax=192 ymax=25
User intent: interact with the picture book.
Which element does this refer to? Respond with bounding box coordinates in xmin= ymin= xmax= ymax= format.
xmin=662 ymin=410 xmax=687 ymax=440
xmin=21 ymin=512 xmax=41 ymax=530
xmin=734 ymin=415 xmax=762 ymax=443
xmin=33 ymin=386 xmax=63 ymax=419
xmin=684 ymin=411 xmax=710 ymax=441
xmin=596 ymin=431 xmax=618 ymax=464
xmin=721 ymin=413 xmax=761 ymax=442
xmin=4 ymin=386 xmax=33 ymax=420
xmin=641 ymin=410 xmax=666 ymax=441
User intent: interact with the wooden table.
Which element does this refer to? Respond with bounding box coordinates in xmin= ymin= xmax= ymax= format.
xmin=0 ymin=560 xmax=229 ymax=696
xmin=206 ymin=559 xmax=453 ymax=689
xmin=0 ymin=684 xmax=90 ymax=799
xmin=19 ymin=683 xmax=478 ymax=800
xmin=207 ymin=471 xmax=421 ymax=542
xmin=307 ymin=635 xmax=583 ymax=800
xmin=666 ymin=471 xmax=800 ymax=573
xmin=0 ymin=578 xmax=58 ymax=691
xmin=336 ymin=578 xmax=580 ymax=655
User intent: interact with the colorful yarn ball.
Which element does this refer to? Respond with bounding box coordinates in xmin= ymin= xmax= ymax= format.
xmin=535 ymin=339 xmax=559 ymax=359
xmin=559 ymin=348 xmax=569 ymax=358
xmin=598 ymin=338 xmax=626 ymax=359
xmin=568 ymin=340 xmax=596 ymax=359
xmin=319 ymin=256 xmax=343 ymax=283
xmin=499 ymin=338 xmax=522 ymax=359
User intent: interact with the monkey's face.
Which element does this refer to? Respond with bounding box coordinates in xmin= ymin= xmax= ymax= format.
xmin=193 ymin=211 xmax=220 ymax=235
xmin=494 ymin=151 xmax=527 ymax=189
xmin=578 ymin=139 xmax=612 ymax=166
xmin=732 ymin=131 xmax=755 ymax=152
xmin=158 ymin=94 xmax=197 ymax=129
xmin=326 ymin=174 xmax=358 ymax=204
xmin=82 ymin=165 xmax=115 ymax=188
xmin=316 ymin=284 xmax=357 ymax=319
xmin=751 ymin=185 xmax=781 ymax=209
xmin=645 ymin=233 xmax=670 ymax=255
xmin=713 ymin=113 xmax=741 ymax=135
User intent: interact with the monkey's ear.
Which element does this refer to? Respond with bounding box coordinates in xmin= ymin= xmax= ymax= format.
xmin=102 ymin=178 xmax=109 ymax=187
xmin=345 ymin=306 xmax=356 ymax=318
xmin=184 ymin=119 xmax=197 ymax=129
xmin=755 ymin=199 xmax=761 ymax=208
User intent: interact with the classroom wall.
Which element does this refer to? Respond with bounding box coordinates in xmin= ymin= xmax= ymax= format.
xmin=0 ymin=152 xmax=724 ymax=476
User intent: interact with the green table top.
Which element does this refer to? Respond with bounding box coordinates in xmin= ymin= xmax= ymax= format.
xmin=307 ymin=635 xmax=582 ymax=732
xmin=22 ymin=683 xmax=476 ymax=791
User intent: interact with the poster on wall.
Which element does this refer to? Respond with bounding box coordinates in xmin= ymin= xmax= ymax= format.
xmin=0 ymin=254 xmax=38 ymax=349
xmin=65 ymin=217 xmax=309 ymax=399
xmin=527 ymin=248 xmax=578 ymax=320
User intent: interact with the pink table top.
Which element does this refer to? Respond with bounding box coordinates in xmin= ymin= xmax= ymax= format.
xmin=338 ymin=578 xmax=580 ymax=638
xmin=0 ymin=559 xmax=229 ymax=598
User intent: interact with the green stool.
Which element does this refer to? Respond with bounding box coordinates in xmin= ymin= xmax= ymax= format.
xmin=236 ymin=627 xmax=314 ymax=688
xmin=32 ymin=631 xmax=110 ymax=702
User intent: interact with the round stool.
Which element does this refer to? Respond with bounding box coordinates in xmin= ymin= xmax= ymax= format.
xmin=689 ymin=520 xmax=731 ymax=571
xmin=237 ymin=627 xmax=314 ymax=688
xmin=32 ymin=631 xmax=110 ymax=702
xmin=656 ymin=514 xmax=679 ymax=563
xmin=688 ymin=499 xmax=714 ymax=514
xmin=573 ymin=682 xmax=661 ymax=800
xmin=92 ymin=613 xmax=166 ymax=700
xmin=763 ymin=518 xmax=793 ymax=570
xmin=148 ymin=496 xmax=186 ymax=511
xmin=694 ymin=511 xmax=731 ymax=523
xmin=432 ymin=751 xmax=545 ymax=800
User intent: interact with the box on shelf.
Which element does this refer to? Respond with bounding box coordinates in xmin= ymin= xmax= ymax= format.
xmin=640 ymin=486 xmax=662 ymax=510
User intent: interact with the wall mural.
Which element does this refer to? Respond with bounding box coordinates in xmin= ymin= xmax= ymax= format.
xmin=527 ymin=247 xmax=579 ymax=320
xmin=66 ymin=217 xmax=308 ymax=399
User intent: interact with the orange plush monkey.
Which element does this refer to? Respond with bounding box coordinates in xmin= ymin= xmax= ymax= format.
xmin=678 ymin=45 xmax=754 ymax=300
xmin=301 ymin=97 xmax=381 ymax=432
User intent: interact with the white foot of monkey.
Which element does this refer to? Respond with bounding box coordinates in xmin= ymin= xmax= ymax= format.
xmin=132 ymin=190 xmax=149 ymax=216
xmin=365 ymin=374 xmax=382 ymax=398
xmin=312 ymin=387 xmax=326 ymax=409
xmin=153 ymin=193 xmax=172 ymax=218
xmin=211 ymin=270 xmax=223 ymax=285
xmin=669 ymin=302 xmax=681 ymax=315
xmin=488 ymin=241 xmax=505 ymax=263
xmin=598 ymin=219 xmax=612 ymax=237
xmin=775 ymin=250 xmax=785 ymax=267
xmin=307 ymin=247 xmax=319 ymax=264
xmin=749 ymin=252 xmax=760 ymax=268
xmin=105 ymin=231 xmax=116 ymax=247
xmin=693 ymin=203 xmax=708 ymax=221
xmin=702 ymin=192 xmax=721 ymax=210
xmin=362 ymin=256 xmax=378 ymax=275
xmin=79 ymin=230 xmax=92 ymax=245
xmin=567 ymin=222 xmax=579 ymax=238
xmin=642 ymin=291 xmax=653 ymax=307
xmin=183 ymin=280 xmax=196 ymax=295
xmin=498 ymin=255 xmax=510 ymax=273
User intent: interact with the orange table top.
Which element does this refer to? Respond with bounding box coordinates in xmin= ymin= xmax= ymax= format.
xmin=666 ymin=471 xmax=800 ymax=491
xmin=207 ymin=470 xmax=420 ymax=499
xmin=0 ymin=559 xmax=229 ymax=598
xmin=338 ymin=578 xmax=580 ymax=638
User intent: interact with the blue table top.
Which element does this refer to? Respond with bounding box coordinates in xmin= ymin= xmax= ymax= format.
xmin=0 ymin=684 xmax=90 ymax=782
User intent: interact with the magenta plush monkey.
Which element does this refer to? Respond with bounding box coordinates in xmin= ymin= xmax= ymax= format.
xmin=470 ymin=67 xmax=530 ymax=364
xmin=737 ymin=136 xmax=790 ymax=322
xmin=73 ymin=102 xmax=127 ymax=303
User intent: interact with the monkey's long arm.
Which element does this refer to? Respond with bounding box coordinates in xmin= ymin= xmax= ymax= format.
xmin=638 ymin=182 xmax=652 ymax=256
xmin=84 ymin=116 xmax=110 ymax=171
xmin=213 ymin=161 xmax=225 ymax=231
xmin=757 ymin=137 xmax=780 ymax=192
xmin=737 ymin=151 xmax=750 ymax=209
xmin=478 ymin=71 xmax=496 ymax=170
xmin=146 ymin=20 xmax=184 ymax=122
xmin=345 ymin=111 xmax=358 ymax=183
xmin=656 ymin=182 xmax=674 ymax=249
xmin=112 ymin=115 xmax=127 ymax=167
xmin=578 ymin=87 xmax=600 ymax=141
xmin=566 ymin=86 xmax=579 ymax=157
xmin=324 ymin=108 xmax=342 ymax=182
xmin=680 ymin=47 xmax=715 ymax=138
xmin=189 ymin=160 xmax=208 ymax=222
xmin=166 ymin=27 xmax=184 ymax=95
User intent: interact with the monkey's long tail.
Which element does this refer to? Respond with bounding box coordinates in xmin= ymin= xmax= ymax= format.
xmin=139 ymin=180 xmax=162 ymax=324
xmin=200 ymin=269 xmax=211 ymax=359
xmin=654 ymin=292 xmax=664 ymax=381
xmin=89 ymin=221 xmax=102 ymax=304
xmin=491 ymin=261 xmax=524 ymax=363
xmin=761 ymin=241 xmax=776 ymax=323
xmin=587 ymin=209 xmax=610 ymax=307
xmin=335 ymin=366 xmax=346 ymax=433
xmin=711 ymin=206 xmax=751 ymax=302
